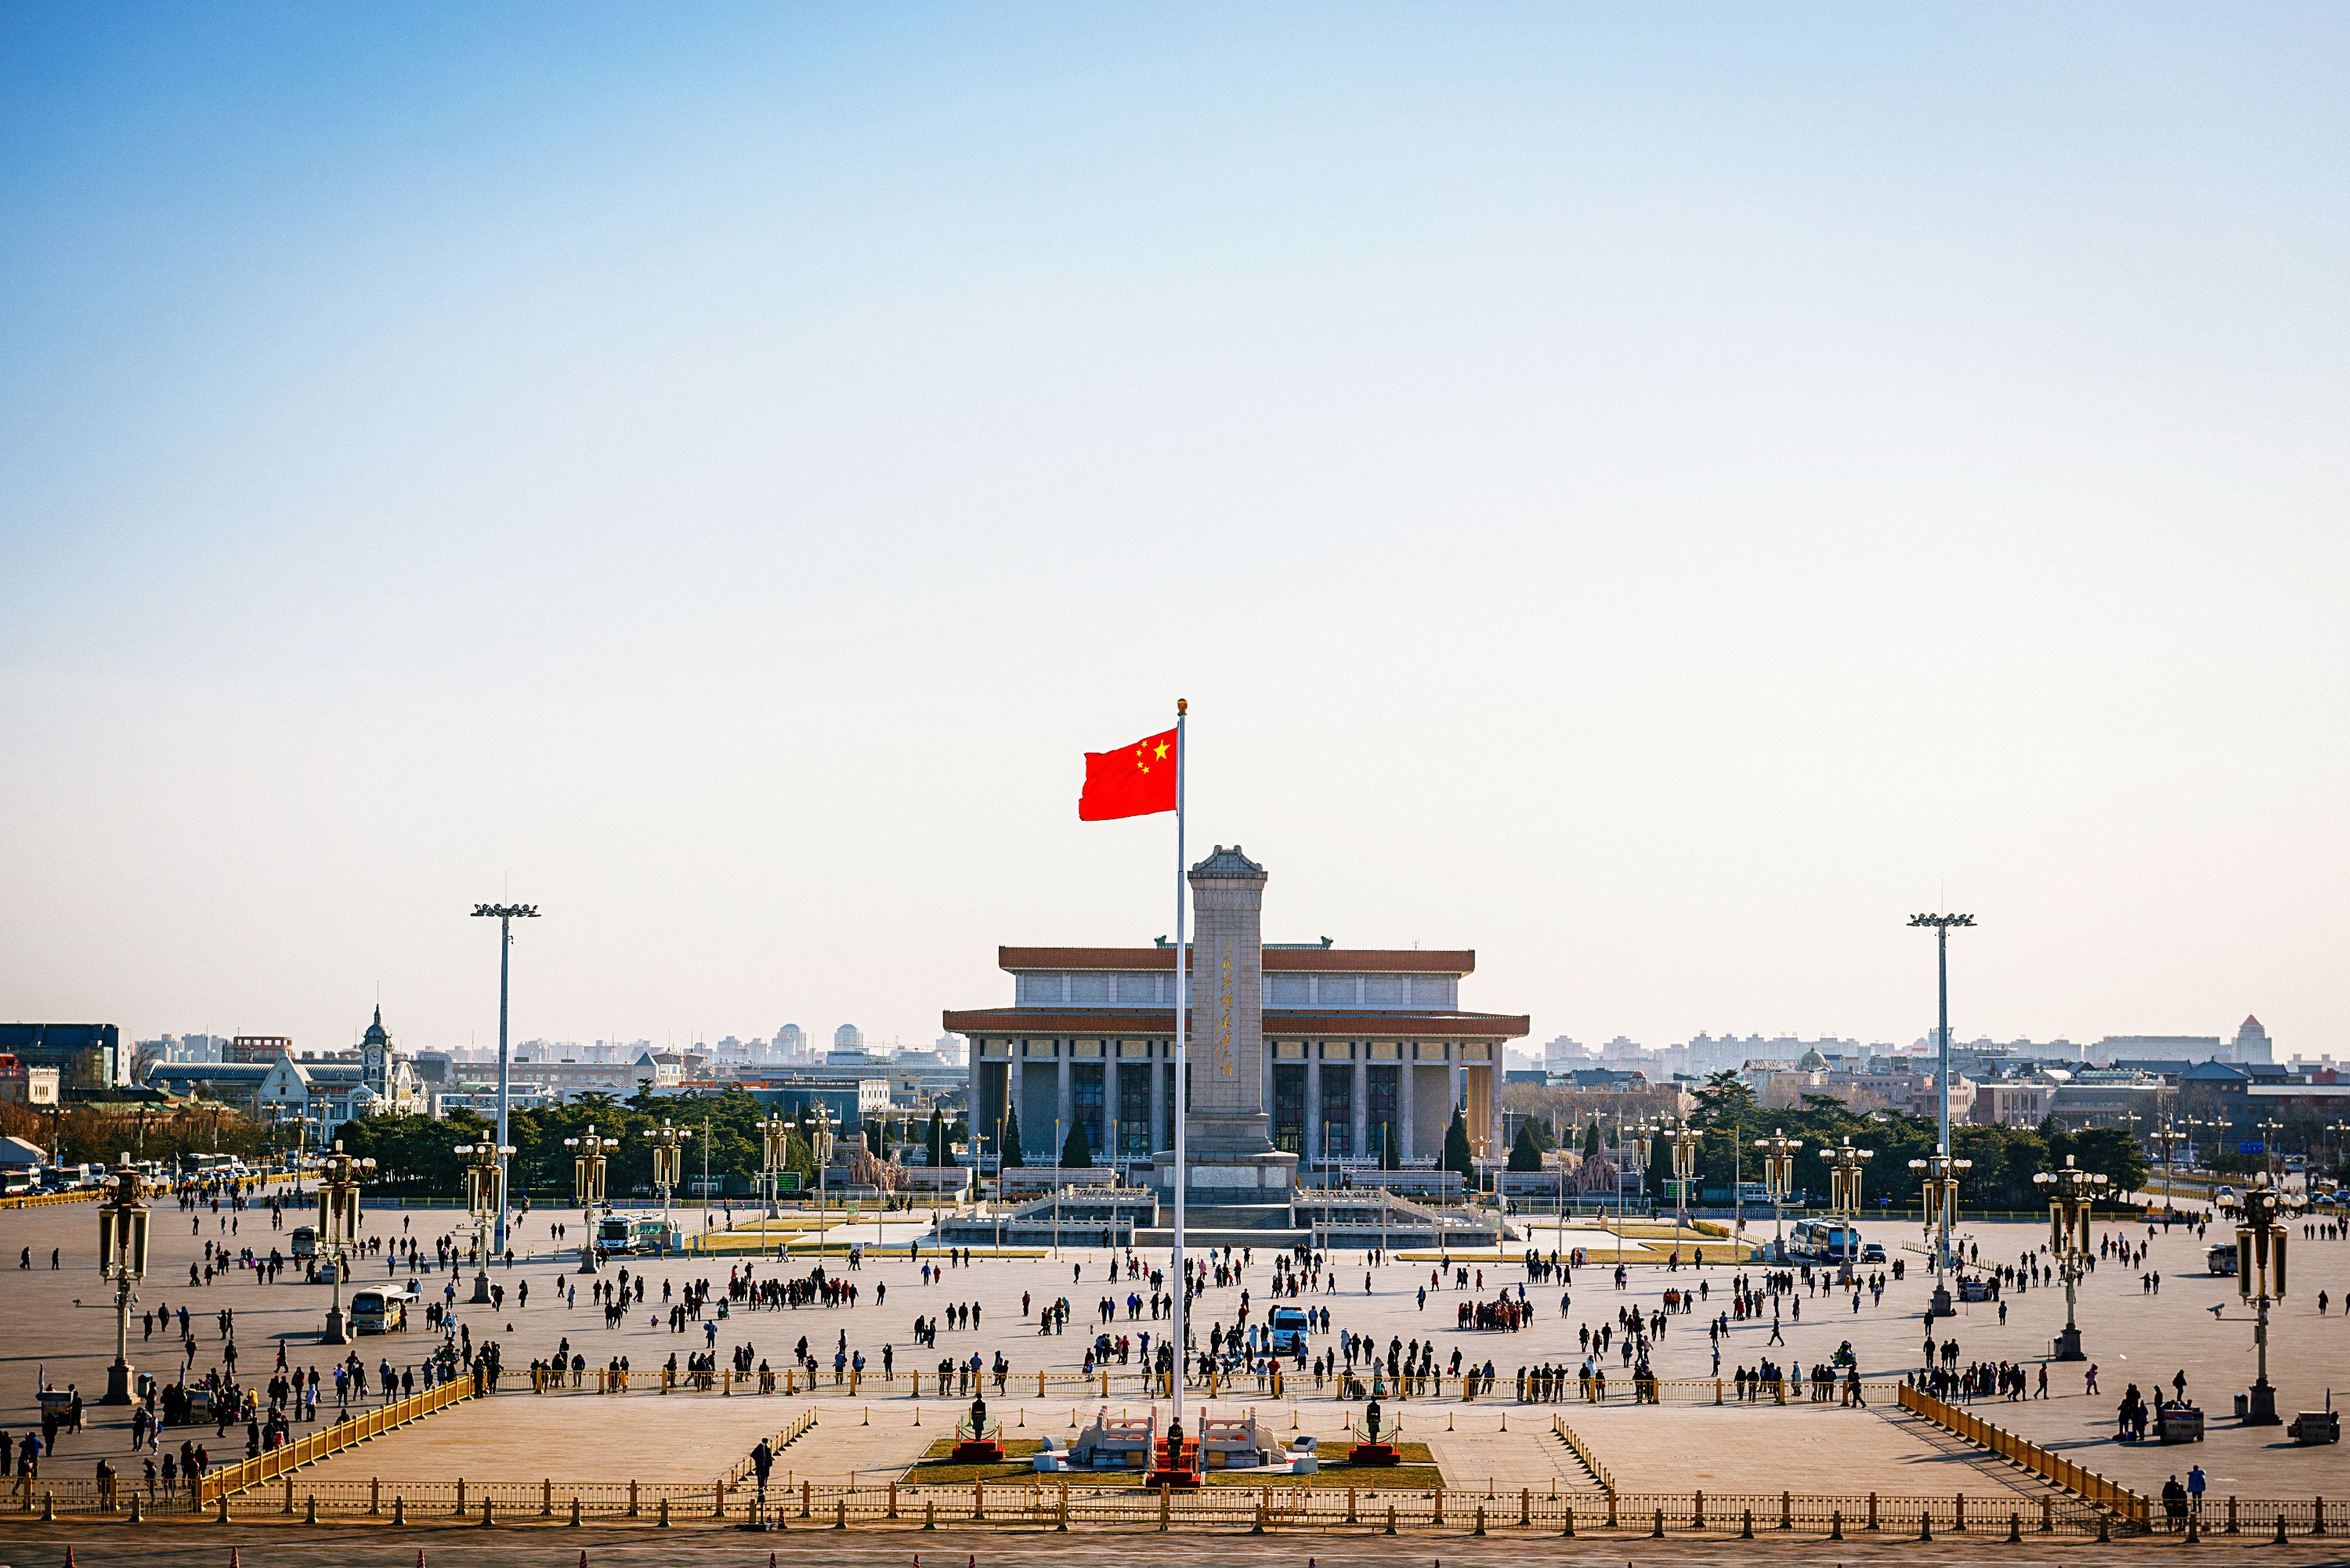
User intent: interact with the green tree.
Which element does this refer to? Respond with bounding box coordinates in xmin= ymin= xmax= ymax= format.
xmin=1690 ymin=1069 xmax=1759 ymax=1130
xmin=1647 ymin=1127 xmax=1672 ymax=1196
xmin=1441 ymin=1107 xmax=1474 ymax=1183
xmin=1061 ymin=1117 xmax=1094 ymax=1169
xmin=1507 ymin=1120 xmax=1544 ymax=1173
xmin=999 ymin=1102 xmax=1025 ymax=1168
xmin=1582 ymin=1118 xmax=1602 ymax=1160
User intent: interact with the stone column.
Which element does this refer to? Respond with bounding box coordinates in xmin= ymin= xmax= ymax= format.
xmin=1352 ymin=1058 xmax=1368 ymax=1161
xmin=1009 ymin=1052 xmax=1025 ymax=1158
xmin=1057 ymin=1055 xmax=1073 ymax=1156
xmin=1306 ymin=1051 xmax=1321 ymax=1167
xmin=1149 ymin=1046 xmax=1166 ymax=1154
xmin=1401 ymin=1068 xmax=1416 ymax=1164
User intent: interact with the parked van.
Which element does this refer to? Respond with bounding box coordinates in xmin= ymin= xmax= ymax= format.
xmin=349 ymin=1287 xmax=415 ymax=1334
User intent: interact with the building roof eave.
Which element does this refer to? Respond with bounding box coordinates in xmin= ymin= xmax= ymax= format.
xmin=940 ymin=1007 xmax=1529 ymax=1039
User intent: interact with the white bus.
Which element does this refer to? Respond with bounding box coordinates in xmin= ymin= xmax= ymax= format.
xmin=349 ymin=1287 xmax=415 ymax=1335
xmin=1788 ymin=1219 xmax=1861 ymax=1265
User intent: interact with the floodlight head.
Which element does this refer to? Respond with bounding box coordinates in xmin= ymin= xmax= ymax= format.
xmin=1907 ymin=912 xmax=1976 ymax=929
xmin=472 ymin=904 xmax=540 ymax=919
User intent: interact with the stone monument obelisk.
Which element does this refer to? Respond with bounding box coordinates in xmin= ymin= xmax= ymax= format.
xmin=1154 ymin=845 xmax=1299 ymax=1203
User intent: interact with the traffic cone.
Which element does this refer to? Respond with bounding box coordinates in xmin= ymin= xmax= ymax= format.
xmin=64 ymin=1548 xmax=77 ymax=1568
xmin=228 ymin=1552 xmax=239 ymax=1568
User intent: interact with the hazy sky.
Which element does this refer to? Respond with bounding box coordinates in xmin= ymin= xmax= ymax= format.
xmin=4 ymin=5 xmax=2345 ymax=1060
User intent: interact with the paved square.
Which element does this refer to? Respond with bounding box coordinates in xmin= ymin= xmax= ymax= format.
xmin=5 ymin=1191 xmax=2344 ymax=1506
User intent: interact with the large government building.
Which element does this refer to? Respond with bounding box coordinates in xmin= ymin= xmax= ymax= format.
xmin=945 ymin=846 xmax=1528 ymax=1177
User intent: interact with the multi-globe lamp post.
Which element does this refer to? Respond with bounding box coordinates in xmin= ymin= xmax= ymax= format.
xmin=316 ymin=1140 xmax=376 ymax=1346
xmin=2033 ymin=1153 xmax=2108 ymax=1361
xmin=1908 ymin=1151 xmax=1972 ymax=1317
xmin=97 ymin=1155 xmax=152 ymax=1404
xmin=1752 ymin=1127 xmax=1803 ymax=1262
xmin=1818 ymin=1136 xmax=1874 ymax=1278
xmin=564 ymin=1124 xmax=617 ymax=1274
xmin=649 ymin=1118 xmax=692 ymax=1247
xmin=1665 ymin=1118 xmax=1704 ymax=1245
xmin=454 ymin=1139 xmax=513 ymax=1304
xmin=759 ymin=1112 xmax=790 ymax=1222
xmin=2233 ymin=1172 xmax=2293 ymax=1424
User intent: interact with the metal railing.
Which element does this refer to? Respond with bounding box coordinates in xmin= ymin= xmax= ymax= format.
xmin=1897 ymin=1382 xmax=2149 ymax=1528
xmin=198 ymin=1375 xmax=475 ymax=1502
xmin=6 ymin=1475 xmax=2246 ymax=1536
xmin=1549 ymin=1414 xmax=1614 ymax=1494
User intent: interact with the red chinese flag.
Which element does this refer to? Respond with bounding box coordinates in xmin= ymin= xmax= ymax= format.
xmin=1079 ymin=725 xmax=1179 ymax=821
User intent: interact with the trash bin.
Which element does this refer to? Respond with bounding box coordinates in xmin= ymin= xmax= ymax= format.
xmin=2233 ymin=1393 xmax=2250 ymax=1419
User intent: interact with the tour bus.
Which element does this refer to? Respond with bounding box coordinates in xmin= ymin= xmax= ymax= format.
xmin=290 ymin=1225 xmax=319 ymax=1259
xmin=1788 ymin=1219 xmax=1861 ymax=1265
xmin=182 ymin=1153 xmax=244 ymax=1182
xmin=1267 ymin=1305 xmax=1314 ymax=1355
xmin=596 ymin=1213 xmax=637 ymax=1254
xmin=349 ymin=1287 xmax=415 ymax=1335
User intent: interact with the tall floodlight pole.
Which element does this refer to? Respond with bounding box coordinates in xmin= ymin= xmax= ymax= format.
xmin=472 ymin=903 xmax=539 ymax=1258
xmin=97 ymin=1155 xmax=151 ymax=1404
xmin=565 ymin=1124 xmax=616 ymax=1274
xmin=454 ymin=1140 xmax=512 ymax=1303
xmin=2034 ymin=1153 xmax=2106 ymax=1360
xmin=2256 ymin=1117 xmax=2287 ymax=1183
xmin=1908 ymin=912 xmax=1974 ymax=1299
xmin=1753 ymin=1129 xmax=1802 ymax=1262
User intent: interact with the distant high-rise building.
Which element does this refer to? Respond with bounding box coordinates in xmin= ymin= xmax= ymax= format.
xmin=774 ymin=1024 xmax=807 ymax=1062
xmin=934 ymin=1033 xmax=966 ymax=1066
xmin=1542 ymin=1035 xmax=1588 ymax=1067
xmin=833 ymin=1023 xmax=864 ymax=1051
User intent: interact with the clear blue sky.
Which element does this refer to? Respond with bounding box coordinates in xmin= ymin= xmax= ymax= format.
xmin=3 ymin=5 xmax=2345 ymax=1058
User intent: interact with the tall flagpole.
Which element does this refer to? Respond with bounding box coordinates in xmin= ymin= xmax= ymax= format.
xmin=1170 ymin=696 xmax=1189 ymax=1437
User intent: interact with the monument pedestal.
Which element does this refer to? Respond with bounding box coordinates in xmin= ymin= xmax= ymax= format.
xmin=1347 ymin=1443 xmax=1400 ymax=1467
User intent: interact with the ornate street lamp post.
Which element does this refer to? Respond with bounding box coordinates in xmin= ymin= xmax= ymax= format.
xmin=317 ymin=1140 xmax=375 ymax=1346
xmin=1665 ymin=1118 xmax=1704 ymax=1246
xmin=1907 ymin=1151 xmax=1972 ymax=1317
xmin=454 ymin=1140 xmax=513 ymax=1304
xmin=564 ymin=1124 xmax=617 ymax=1274
xmin=649 ymin=1119 xmax=691 ymax=1250
xmin=97 ymin=1155 xmax=151 ymax=1405
xmin=1819 ymin=1136 xmax=1874 ymax=1277
xmin=1753 ymin=1128 xmax=1803 ymax=1263
xmin=2033 ymin=1153 xmax=2108 ymax=1360
xmin=758 ymin=1112 xmax=789 ymax=1222
xmin=2233 ymin=1172 xmax=2293 ymax=1425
